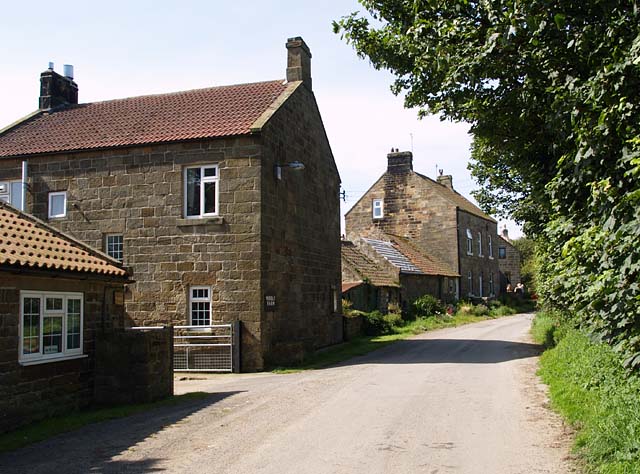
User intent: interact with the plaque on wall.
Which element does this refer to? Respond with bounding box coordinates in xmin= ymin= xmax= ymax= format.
xmin=264 ymin=295 xmax=276 ymax=311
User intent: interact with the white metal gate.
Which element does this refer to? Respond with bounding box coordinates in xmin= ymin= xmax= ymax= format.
xmin=173 ymin=322 xmax=240 ymax=372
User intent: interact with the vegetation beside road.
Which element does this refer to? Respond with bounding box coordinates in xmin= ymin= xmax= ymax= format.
xmin=0 ymin=392 xmax=209 ymax=454
xmin=273 ymin=297 xmax=533 ymax=373
xmin=533 ymin=311 xmax=640 ymax=474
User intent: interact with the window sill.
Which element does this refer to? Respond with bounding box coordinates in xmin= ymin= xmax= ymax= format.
xmin=19 ymin=354 xmax=87 ymax=366
xmin=176 ymin=217 xmax=225 ymax=227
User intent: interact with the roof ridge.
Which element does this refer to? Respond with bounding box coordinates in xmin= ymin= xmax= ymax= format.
xmin=0 ymin=201 xmax=127 ymax=273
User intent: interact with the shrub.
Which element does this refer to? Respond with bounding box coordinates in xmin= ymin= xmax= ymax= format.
xmin=490 ymin=305 xmax=516 ymax=317
xmin=383 ymin=312 xmax=403 ymax=328
xmin=456 ymin=302 xmax=474 ymax=316
xmin=362 ymin=311 xmax=393 ymax=335
xmin=411 ymin=295 xmax=445 ymax=318
xmin=472 ymin=304 xmax=489 ymax=316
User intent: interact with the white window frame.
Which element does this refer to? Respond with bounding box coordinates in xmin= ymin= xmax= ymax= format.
xmin=189 ymin=286 xmax=212 ymax=326
xmin=466 ymin=229 xmax=473 ymax=255
xmin=488 ymin=235 xmax=494 ymax=258
xmin=0 ymin=180 xmax=24 ymax=210
xmin=105 ymin=234 xmax=124 ymax=263
xmin=372 ymin=199 xmax=384 ymax=219
xmin=478 ymin=232 xmax=483 ymax=256
xmin=19 ymin=291 xmax=83 ymax=365
xmin=48 ymin=191 xmax=67 ymax=218
xmin=478 ymin=273 xmax=484 ymax=297
xmin=184 ymin=164 xmax=219 ymax=219
xmin=467 ymin=271 xmax=473 ymax=296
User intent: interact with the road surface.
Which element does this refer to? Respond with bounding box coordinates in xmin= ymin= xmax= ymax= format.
xmin=0 ymin=313 xmax=573 ymax=473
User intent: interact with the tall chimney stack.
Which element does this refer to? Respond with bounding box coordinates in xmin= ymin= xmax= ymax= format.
xmin=387 ymin=150 xmax=413 ymax=174
xmin=286 ymin=37 xmax=312 ymax=90
xmin=437 ymin=173 xmax=454 ymax=190
xmin=39 ymin=64 xmax=78 ymax=110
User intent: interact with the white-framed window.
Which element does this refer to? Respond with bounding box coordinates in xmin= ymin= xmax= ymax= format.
xmin=478 ymin=273 xmax=484 ymax=297
xmin=190 ymin=286 xmax=212 ymax=326
xmin=105 ymin=234 xmax=124 ymax=263
xmin=489 ymin=272 xmax=494 ymax=295
xmin=372 ymin=199 xmax=383 ymax=219
xmin=466 ymin=229 xmax=473 ymax=255
xmin=488 ymin=235 xmax=493 ymax=258
xmin=184 ymin=164 xmax=219 ymax=218
xmin=0 ymin=180 xmax=24 ymax=210
xmin=478 ymin=232 xmax=483 ymax=256
xmin=498 ymin=246 xmax=507 ymax=259
xmin=20 ymin=291 xmax=83 ymax=364
xmin=467 ymin=270 xmax=473 ymax=296
xmin=48 ymin=191 xmax=67 ymax=218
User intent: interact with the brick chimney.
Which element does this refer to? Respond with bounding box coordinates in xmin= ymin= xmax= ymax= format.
xmin=437 ymin=173 xmax=453 ymax=190
xmin=39 ymin=64 xmax=78 ymax=110
xmin=286 ymin=37 xmax=312 ymax=90
xmin=502 ymin=226 xmax=510 ymax=240
xmin=387 ymin=150 xmax=413 ymax=174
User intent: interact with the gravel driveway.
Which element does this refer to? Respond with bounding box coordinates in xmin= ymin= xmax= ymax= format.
xmin=0 ymin=313 xmax=573 ymax=473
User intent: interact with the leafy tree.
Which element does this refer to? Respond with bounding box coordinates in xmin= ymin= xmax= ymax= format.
xmin=512 ymin=237 xmax=537 ymax=294
xmin=335 ymin=2 xmax=640 ymax=368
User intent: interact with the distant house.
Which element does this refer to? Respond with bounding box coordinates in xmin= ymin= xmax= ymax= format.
xmin=346 ymin=150 xmax=501 ymax=300
xmin=0 ymin=37 xmax=342 ymax=371
xmin=496 ymin=227 xmax=522 ymax=292
xmin=342 ymin=234 xmax=458 ymax=313
xmin=0 ymin=201 xmax=129 ymax=433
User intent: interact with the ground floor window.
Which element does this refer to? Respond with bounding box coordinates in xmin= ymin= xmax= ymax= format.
xmin=20 ymin=291 xmax=83 ymax=363
xmin=190 ymin=286 xmax=212 ymax=325
xmin=468 ymin=271 xmax=473 ymax=296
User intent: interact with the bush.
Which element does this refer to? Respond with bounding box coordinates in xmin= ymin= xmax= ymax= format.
xmin=411 ymin=295 xmax=445 ymax=318
xmin=456 ymin=302 xmax=474 ymax=316
xmin=362 ymin=310 xmax=403 ymax=335
xmin=472 ymin=304 xmax=489 ymax=316
xmin=489 ymin=305 xmax=516 ymax=317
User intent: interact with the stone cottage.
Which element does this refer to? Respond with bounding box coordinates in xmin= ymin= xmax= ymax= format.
xmin=0 ymin=37 xmax=342 ymax=371
xmin=497 ymin=226 xmax=522 ymax=292
xmin=346 ymin=150 xmax=501 ymax=300
xmin=0 ymin=201 xmax=129 ymax=432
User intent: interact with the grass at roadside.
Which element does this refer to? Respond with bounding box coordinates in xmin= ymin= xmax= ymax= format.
xmin=272 ymin=312 xmax=507 ymax=373
xmin=0 ymin=392 xmax=210 ymax=454
xmin=532 ymin=312 xmax=640 ymax=473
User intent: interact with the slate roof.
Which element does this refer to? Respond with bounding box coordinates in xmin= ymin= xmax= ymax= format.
xmin=0 ymin=80 xmax=290 ymax=158
xmin=364 ymin=235 xmax=459 ymax=278
xmin=0 ymin=201 xmax=128 ymax=277
xmin=341 ymin=241 xmax=399 ymax=287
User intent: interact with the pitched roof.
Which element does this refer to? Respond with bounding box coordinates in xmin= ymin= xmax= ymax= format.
xmin=415 ymin=172 xmax=495 ymax=222
xmin=341 ymin=241 xmax=399 ymax=287
xmin=363 ymin=235 xmax=459 ymax=278
xmin=0 ymin=80 xmax=292 ymax=158
xmin=0 ymin=202 xmax=128 ymax=278
xmin=342 ymin=281 xmax=364 ymax=293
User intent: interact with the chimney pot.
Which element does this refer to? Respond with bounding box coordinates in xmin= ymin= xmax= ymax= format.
xmin=387 ymin=150 xmax=413 ymax=174
xmin=437 ymin=174 xmax=454 ymax=190
xmin=286 ymin=36 xmax=312 ymax=90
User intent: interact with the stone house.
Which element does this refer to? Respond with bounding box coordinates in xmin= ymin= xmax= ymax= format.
xmin=497 ymin=227 xmax=522 ymax=292
xmin=0 ymin=201 xmax=129 ymax=433
xmin=0 ymin=37 xmax=342 ymax=371
xmin=346 ymin=150 xmax=501 ymax=300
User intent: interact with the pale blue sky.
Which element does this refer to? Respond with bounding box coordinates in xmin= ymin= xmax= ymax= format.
xmin=0 ymin=0 xmax=521 ymax=237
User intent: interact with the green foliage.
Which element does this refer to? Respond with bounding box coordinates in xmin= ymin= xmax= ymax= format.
xmin=335 ymin=2 xmax=640 ymax=371
xmin=411 ymin=294 xmax=445 ymax=317
xmin=512 ymin=237 xmax=539 ymax=295
xmin=362 ymin=310 xmax=403 ymax=335
xmin=472 ymin=304 xmax=490 ymax=316
xmin=531 ymin=311 xmax=568 ymax=349
xmin=539 ymin=328 xmax=640 ymax=472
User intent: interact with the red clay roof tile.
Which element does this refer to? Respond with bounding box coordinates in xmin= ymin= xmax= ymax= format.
xmin=0 ymin=80 xmax=289 ymax=158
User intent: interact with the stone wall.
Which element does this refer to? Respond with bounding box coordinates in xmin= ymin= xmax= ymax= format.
xmin=497 ymin=236 xmax=521 ymax=290
xmin=260 ymin=83 xmax=343 ymax=366
xmin=94 ymin=327 xmax=173 ymax=405
xmin=399 ymin=274 xmax=442 ymax=309
xmin=456 ymin=210 xmax=501 ymax=298
xmin=0 ymin=273 xmax=125 ymax=434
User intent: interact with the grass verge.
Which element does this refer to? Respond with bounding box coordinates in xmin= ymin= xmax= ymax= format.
xmin=272 ymin=313 xmax=506 ymax=373
xmin=0 ymin=391 xmax=209 ymax=454
xmin=532 ymin=312 xmax=640 ymax=473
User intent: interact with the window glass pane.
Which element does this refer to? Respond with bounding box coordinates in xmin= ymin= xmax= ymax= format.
xmin=67 ymin=299 xmax=81 ymax=350
xmin=186 ymin=168 xmax=201 ymax=216
xmin=203 ymin=167 xmax=217 ymax=177
xmin=191 ymin=301 xmax=211 ymax=325
xmin=10 ymin=182 xmax=23 ymax=210
xmin=204 ymin=182 xmax=216 ymax=214
xmin=46 ymin=297 xmax=63 ymax=311
xmin=50 ymin=193 xmax=66 ymax=217
xmin=106 ymin=235 xmax=124 ymax=262
xmin=43 ymin=315 xmax=63 ymax=355
xmin=23 ymin=297 xmax=40 ymax=355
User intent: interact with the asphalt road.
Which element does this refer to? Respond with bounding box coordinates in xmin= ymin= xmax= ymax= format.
xmin=0 ymin=313 xmax=572 ymax=473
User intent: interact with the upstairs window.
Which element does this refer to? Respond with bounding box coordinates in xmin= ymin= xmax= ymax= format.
xmin=48 ymin=191 xmax=67 ymax=218
xmin=488 ymin=235 xmax=493 ymax=258
xmin=184 ymin=165 xmax=219 ymax=218
xmin=478 ymin=232 xmax=483 ymax=256
xmin=105 ymin=234 xmax=124 ymax=263
xmin=372 ymin=199 xmax=383 ymax=219
xmin=190 ymin=286 xmax=212 ymax=326
xmin=466 ymin=229 xmax=473 ymax=255
xmin=0 ymin=180 xmax=24 ymax=210
xmin=498 ymin=247 xmax=507 ymax=259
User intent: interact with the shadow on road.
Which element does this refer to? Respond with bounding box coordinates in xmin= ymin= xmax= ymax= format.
xmin=0 ymin=391 xmax=243 ymax=474
xmin=337 ymin=339 xmax=542 ymax=367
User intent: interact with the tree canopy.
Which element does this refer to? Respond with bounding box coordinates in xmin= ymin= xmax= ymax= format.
xmin=335 ymin=1 xmax=640 ymax=368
